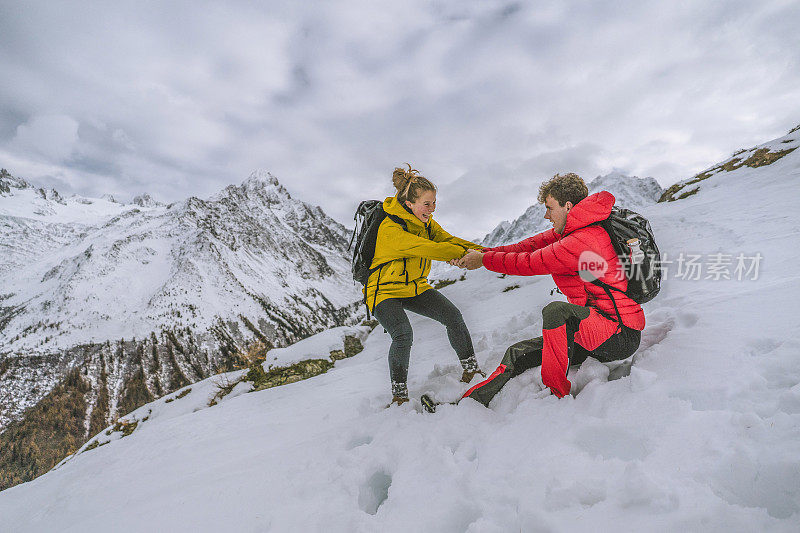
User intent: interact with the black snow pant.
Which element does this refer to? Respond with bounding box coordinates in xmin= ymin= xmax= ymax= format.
xmin=463 ymin=302 xmax=641 ymax=406
xmin=373 ymin=289 xmax=476 ymax=388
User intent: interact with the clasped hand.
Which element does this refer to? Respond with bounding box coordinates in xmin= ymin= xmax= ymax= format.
xmin=448 ymin=250 xmax=484 ymax=270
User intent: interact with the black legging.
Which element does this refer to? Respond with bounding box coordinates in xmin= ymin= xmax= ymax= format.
xmin=373 ymin=289 xmax=475 ymax=384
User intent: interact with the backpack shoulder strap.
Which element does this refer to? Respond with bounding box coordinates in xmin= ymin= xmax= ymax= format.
xmin=364 ymin=212 xmax=409 ymax=276
xmin=384 ymin=213 xmax=408 ymax=231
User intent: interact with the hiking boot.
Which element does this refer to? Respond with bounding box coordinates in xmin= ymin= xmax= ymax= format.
xmin=388 ymin=381 xmax=409 ymax=407
xmin=460 ymin=368 xmax=486 ymax=383
xmin=460 ymin=355 xmax=485 ymax=383
xmin=389 ymin=396 xmax=409 ymax=407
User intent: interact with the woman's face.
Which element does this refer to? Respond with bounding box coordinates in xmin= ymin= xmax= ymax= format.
xmin=405 ymin=189 xmax=436 ymax=224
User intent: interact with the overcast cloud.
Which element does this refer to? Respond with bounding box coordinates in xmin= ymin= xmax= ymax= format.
xmin=1 ymin=0 xmax=799 ymax=237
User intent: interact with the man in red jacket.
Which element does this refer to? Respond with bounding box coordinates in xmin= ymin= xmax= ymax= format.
xmin=457 ymin=173 xmax=643 ymax=404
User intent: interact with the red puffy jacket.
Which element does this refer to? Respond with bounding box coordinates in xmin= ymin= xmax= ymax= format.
xmin=482 ymin=191 xmax=645 ymax=330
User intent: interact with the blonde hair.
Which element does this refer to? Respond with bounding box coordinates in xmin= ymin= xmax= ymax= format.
xmin=392 ymin=164 xmax=436 ymax=204
xmin=538 ymin=172 xmax=588 ymax=206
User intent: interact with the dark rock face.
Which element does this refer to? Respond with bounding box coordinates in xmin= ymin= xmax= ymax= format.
xmin=0 ymin=168 xmax=30 ymax=194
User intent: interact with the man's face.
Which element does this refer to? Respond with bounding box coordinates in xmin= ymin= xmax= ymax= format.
xmin=544 ymin=195 xmax=572 ymax=234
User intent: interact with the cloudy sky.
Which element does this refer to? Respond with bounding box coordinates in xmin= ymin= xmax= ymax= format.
xmin=1 ymin=0 xmax=799 ymax=237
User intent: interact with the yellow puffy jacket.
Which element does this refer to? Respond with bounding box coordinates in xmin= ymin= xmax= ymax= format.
xmin=364 ymin=196 xmax=482 ymax=310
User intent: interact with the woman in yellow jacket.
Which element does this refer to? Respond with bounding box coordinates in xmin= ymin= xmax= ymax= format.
xmin=367 ymin=166 xmax=485 ymax=406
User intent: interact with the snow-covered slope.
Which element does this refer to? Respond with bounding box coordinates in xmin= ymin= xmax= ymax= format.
xmin=0 ymin=170 xmax=140 ymax=278
xmin=482 ymin=172 xmax=662 ymax=247
xmin=0 ymin=169 xmax=142 ymax=225
xmin=660 ymin=125 xmax=799 ymax=202
xmin=1 ymin=129 xmax=798 ymax=530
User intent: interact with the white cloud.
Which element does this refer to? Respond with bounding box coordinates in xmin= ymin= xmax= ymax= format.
xmin=433 ymin=144 xmax=607 ymax=240
xmin=1 ymin=0 xmax=799 ymax=236
xmin=11 ymin=114 xmax=80 ymax=162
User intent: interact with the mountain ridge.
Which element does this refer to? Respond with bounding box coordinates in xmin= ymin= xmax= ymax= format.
xmin=481 ymin=172 xmax=663 ymax=247
xmin=0 ymin=168 xmax=362 ymax=489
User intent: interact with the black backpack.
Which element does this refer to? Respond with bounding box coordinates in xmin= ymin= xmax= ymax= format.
xmin=596 ymin=207 xmax=661 ymax=303
xmin=348 ymin=200 xmax=407 ymax=286
xmin=582 ymin=207 xmax=661 ymax=324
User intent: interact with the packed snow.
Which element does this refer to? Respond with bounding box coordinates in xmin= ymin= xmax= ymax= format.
xmin=1 ymin=134 xmax=799 ymax=530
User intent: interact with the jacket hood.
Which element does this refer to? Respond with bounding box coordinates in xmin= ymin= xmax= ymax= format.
xmin=383 ymin=196 xmax=429 ymax=230
xmin=561 ymin=191 xmax=615 ymax=235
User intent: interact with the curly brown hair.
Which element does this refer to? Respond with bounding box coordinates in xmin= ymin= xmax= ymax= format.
xmin=392 ymin=164 xmax=436 ymax=204
xmin=538 ymin=172 xmax=588 ymax=206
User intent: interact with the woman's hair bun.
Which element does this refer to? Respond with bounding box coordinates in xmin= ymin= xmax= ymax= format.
xmin=392 ymin=163 xmax=418 ymax=192
xmin=391 ymin=163 xmax=437 ymax=204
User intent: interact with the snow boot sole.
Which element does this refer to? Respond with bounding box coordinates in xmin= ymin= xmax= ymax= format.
xmin=420 ymin=394 xmax=438 ymax=413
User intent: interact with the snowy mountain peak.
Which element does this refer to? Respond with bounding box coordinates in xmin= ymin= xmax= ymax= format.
xmin=211 ymin=169 xmax=293 ymax=205
xmin=588 ymin=172 xmax=662 ymax=209
xmin=36 ymin=187 xmax=66 ymax=205
xmin=242 ymin=169 xmax=289 ymax=196
xmin=1 ymin=168 xmax=361 ymax=452
xmin=2 ymin=167 xmax=358 ymax=355
xmin=0 ymin=168 xmax=31 ymax=195
xmin=591 ymin=170 xmax=662 ymax=194
xmin=482 ymin=172 xmax=663 ymax=246
xmin=245 ymin=169 xmax=282 ymax=188
xmin=132 ymin=193 xmax=161 ymax=207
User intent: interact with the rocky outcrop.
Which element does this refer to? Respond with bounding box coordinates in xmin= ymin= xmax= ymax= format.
xmin=132 ymin=193 xmax=161 ymax=207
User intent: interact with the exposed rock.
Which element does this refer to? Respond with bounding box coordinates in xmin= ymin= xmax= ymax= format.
xmin=247 ymin=358 xmax=334 ymax=392
xmin=36 ymin=188 xmax=66 ymax=205
xmin=0 ymin=169 xmax=30 ymax=195
xmin=132 ymin=193 xmax=160 ymax=207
